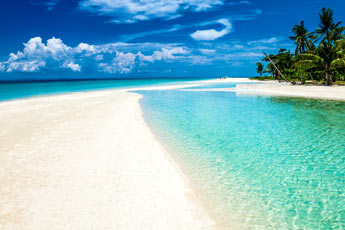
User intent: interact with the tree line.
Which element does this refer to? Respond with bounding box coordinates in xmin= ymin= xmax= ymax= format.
xmin=256 ymin=8 xmax=345 ymax=85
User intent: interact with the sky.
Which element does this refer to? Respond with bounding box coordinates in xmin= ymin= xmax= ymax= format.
xmin=0 ymin=0 xmax=344 ymax=80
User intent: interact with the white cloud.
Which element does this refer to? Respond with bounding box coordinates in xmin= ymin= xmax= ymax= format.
xmin=0 ymin=63 xmax=5 ymax=72
xmin=199 ymin=48 xmax=216 ymax=55
xmin=7 ymin=60 xmax=46 ymax=72
xmin=229 ymin=1 xmax=251 ymax=5
xmin=75 ymin=43 xmax=97 ymax=55
xmin=19 ymin=37 xmax=72 ymax=61
xmin=0 ymin=37 xmax=73 ymax=73
xmin=190 ymin=19 xmax=232 ymax=41
xmin=0 ymin=35 xmax=278 ymax=76
xmin=137 ymin=47 xmax=188 ymax=63
xmin=94 ymin=54 xmax=103 ymax=60
xmin=0 ymin=37 xmax=191 ymax=74
xmin=98 ymin=52 xmax=136 ymax=73
xmin=233 ymin=44 xmax=244 ymax=50
xmin=63 ymin=61 xmax=81 ymax=72
xmin=79 ymin=0 xmax=224 ymax=23
xmin=247 ymin=37 xmax=285 ymax=45
xmin=152 ymin=47 xmax=188 ymax=61
xmin=233 ymin=52 xmax=263 ymax=58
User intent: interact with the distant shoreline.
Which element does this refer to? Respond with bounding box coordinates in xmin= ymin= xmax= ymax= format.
xmin=1 ymin=77 xmax=345 ymax=102
xmin=235 ymin=81 xmax=345 ymax=101
xmin=0 ymin=77 xmax=220 ymax=83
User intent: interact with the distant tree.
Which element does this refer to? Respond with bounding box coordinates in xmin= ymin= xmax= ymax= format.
xmin=256 ymin=62 xmax=264 ymax=76
xmin=290 ymin=20 xmax=314 ymax=54
xmin=262 ymin=49 xmax=294 ymax=80
xmin=263 ymin=63 xmax=277 ymax=78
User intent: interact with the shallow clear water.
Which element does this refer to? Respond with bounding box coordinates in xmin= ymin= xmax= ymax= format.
xmin=0 ymin=78 xmax=206 ymax=102
xmin=138 ymin=87 xmax=345 ymax=229
xmin=184 ymin=82 xmax=257 ymax=89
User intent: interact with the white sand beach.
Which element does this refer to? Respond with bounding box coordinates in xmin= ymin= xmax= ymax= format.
xmin=180 ymin=78 xmax=345 ymax=101
xmin=202 ymin=78 xmax=259 ymax=83
xmin=236 ymin=82 xmax=345 ymax=101
xmin=0 ymin=90 xmax=216 ymax=230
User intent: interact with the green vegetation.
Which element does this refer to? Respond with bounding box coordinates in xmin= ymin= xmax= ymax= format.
xmin=253 ymin=8 xmax=345 ymax=85
xmin=256 ymin=62 xmax=264 ymax=76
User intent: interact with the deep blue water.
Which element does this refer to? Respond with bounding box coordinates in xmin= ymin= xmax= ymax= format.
xmin=0 ymin=78 xmax=209 ymax=102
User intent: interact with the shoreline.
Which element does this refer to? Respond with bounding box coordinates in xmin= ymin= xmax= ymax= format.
xmin=235 ymin=81 xmax=345 ymax=101
xmin=178 ymin=78 xmax=345 ymax=101
xmin=0 ymin=78 xmax=255 ymax=103
xmin=0 ymin=90 xmax=217 ymax=229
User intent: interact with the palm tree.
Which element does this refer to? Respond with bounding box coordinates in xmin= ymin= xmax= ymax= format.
xmin=294 ymin=41 xmax=345 ymax=85
xmin=256 ymin=62 xmax=264 ymax=76
xmin=313 ymin=8 xmax=345 ymax=46
xmin=290 ymin=21 xmax=314 ymax=54
xmin=298 ymin=8 xmax=345 ymax=85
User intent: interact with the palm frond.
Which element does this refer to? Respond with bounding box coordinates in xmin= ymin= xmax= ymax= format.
xmin=294 ymin=53 xmax=324 ymax=63
xmin=294 ymin=60 xmax=318 ymax=68
xmin=331 ymin=58 xmax=345 ymax=67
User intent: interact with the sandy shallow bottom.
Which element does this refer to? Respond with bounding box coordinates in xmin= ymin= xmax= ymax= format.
xmin=0 ymin=91 xmax=216 ymax=230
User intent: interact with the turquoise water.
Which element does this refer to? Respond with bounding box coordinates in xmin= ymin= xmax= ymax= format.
xmin=184 ymin=82 xmax=258 ymax=89
xmin=138 ymin=87 xmax=345 ymax=229
xmin=0 ymin=78 xmax=207 ymax=102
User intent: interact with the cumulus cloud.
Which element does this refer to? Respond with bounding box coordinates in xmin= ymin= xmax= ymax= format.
xmin=75 ymin=43 xmax=97 ymax=54
xmin=7 ymin=60 xmax=46 ymax=73
xmin=0 ymin=35 xmax=281 ymax=77
xmin=139 ymin=47 xmax=188 ymax=62
xmin=78 ymin=0 xmax=224 ymax=23
xmin=2 ymin=37 xmax=72 ymax=72
xmin=1 ymin=37 xmax=72 ymax=73
xmin=190 ymin=19 xmax=232 ymax=41
xmin=0 ymin=37 xmax=191 ymax=74
xmin=98 ymin=52 xmax=136 ymax=73
xmin=63 ymin=61 xmax=81 ymax=72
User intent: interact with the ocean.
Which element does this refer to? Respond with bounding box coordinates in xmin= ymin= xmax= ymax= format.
xmin=0 ymin=78 xmax=208 ymax=102
xmin=138 ymin=82 xmax=345 ymax=229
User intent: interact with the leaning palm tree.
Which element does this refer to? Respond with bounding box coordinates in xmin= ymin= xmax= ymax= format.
xmin=313 ymin=8 xmax=345 ymax=46
xmin=290 ymin=21 xmax=314 ymax=54
xmin=295 ymin=42 xmax=345 ymax=85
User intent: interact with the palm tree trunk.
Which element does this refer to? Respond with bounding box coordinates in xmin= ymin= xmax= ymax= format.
xmin=325 ymin=63 xmax=333 ymax=85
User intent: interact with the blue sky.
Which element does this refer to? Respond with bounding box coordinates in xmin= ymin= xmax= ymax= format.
xmin=0 ymin=0 xmax=344 ymax=80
